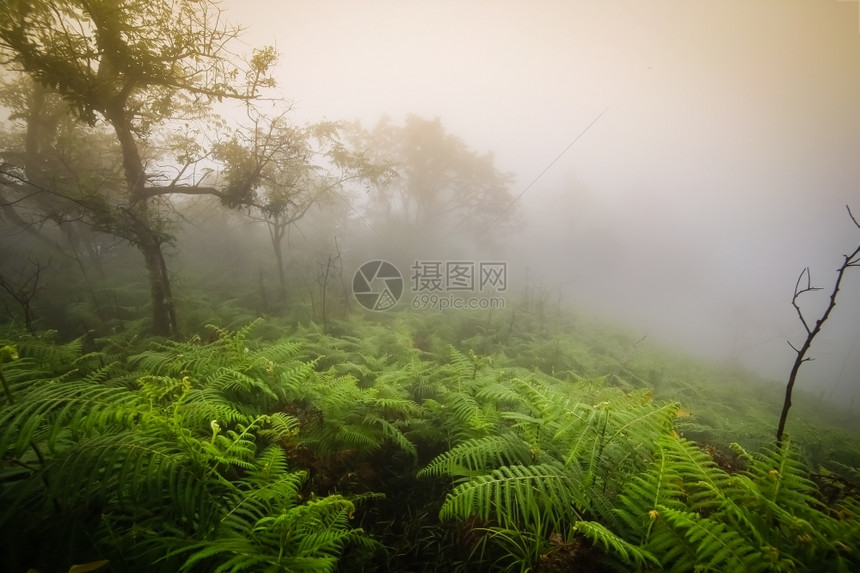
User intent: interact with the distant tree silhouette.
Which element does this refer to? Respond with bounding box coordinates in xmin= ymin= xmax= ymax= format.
xmin=349 ymin=115 xmax=519 ymax=245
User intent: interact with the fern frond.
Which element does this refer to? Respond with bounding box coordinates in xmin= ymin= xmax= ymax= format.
xmin=362 ymin=414 xmax=417 ymax=456
xmin=0 ymin=381 xmax=142 ymax=455
xmin=821 ymin=496 xmax=860 ymax=570
xmin=439 ymin=462 xmax=586 ymax=532
xmin=254 ymin=339 xmax=303 ymax=364
xmin=575 ymin=520 xmax=661 ymax=569
xmin=662 ymin=435 xmax=738 ymax=514
xmin=276 ymin=358 xmax=320 ymax=397
xmin=244 ymin=445 xmax=292 ymax=486
xmin=748 ymin=437 xmax=822 ymax=516
xmin=15 ymin=335 xmax=84 ymax=374
xmin=614 ymin=440 xmax=686 ymax=543
xmin=49 ymin=431 xmax=218 ymax=527
xmin=658 ymin=505 xmax=773 ymax=573
xmin=475 ymin=379 xmax=528 ymax=408
xmin=418 ymin=433 xmax=534 ymax=479
xmin=207 ymin=367 xmax=278 ymax=402
xmin=443 ymin=346 xmax=483 ymax=383
xmin=178 ymin=492 xmax=373 ymax=573
xmin=257 ymin=412 xmax=300 ymax=443
xmin=206 ymin=318 xmax=263 ymax=356
xmin=445 ymin=391 xmax=500 ymax=436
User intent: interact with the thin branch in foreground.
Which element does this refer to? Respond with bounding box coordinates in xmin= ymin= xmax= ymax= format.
xmin=776 ymin=204 xmax=860 ymax=443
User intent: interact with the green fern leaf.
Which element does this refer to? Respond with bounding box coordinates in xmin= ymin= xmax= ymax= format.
xmin=575 ymin=520 xmax=661 ymax=569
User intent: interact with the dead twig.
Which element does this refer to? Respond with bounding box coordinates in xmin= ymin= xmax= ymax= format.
xmin=777 ymin=205 xmax=860 ymax=443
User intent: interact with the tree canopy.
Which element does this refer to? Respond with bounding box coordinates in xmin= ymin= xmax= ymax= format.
xmin=351 ymin=115 xmax=518 ymax=244
xmin=0 ymin=0 xmax=275 ymax=337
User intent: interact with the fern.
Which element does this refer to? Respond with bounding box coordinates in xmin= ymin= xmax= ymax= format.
xmin=658 ymin=505 xmax=775 ymax=572
xmin=418 ymin=433 xmax=535 ymax=479
xmin=276 ymin=357 xmax=320 ymax=400
xmin=442 ymin=346 xmax=491 ymax=386
xmin=745 ymin=439 xmax=823 ymax=516
xmin=0 ymin=324 xmax=373 ymax=571
xmin=445 ymin=390 xmax=501 ymax=437
xmin=4 ymin=316 xmax=857 ymax=572
xmin=591 ymin=434 xmax=860 ymax=572
xmin=419 ymin=371 xmax=681 ymax=570
xmin=821 ymin=496 xmax=860 ymax=571
xmin=574 ymin=520 xmax=660 ymax=570
xmin=175 ymin=450 xmax=376 ymax=573
xmin=439 ymin=461 xmax=587 ymax=532
xmin=55 ymin=432 xmax=218 ymax=525
xmin=251 ymin=337 xmax=303 ymax=364
xmin=15 ymin=334 xmax=85 ymax=374
xmin=295 ymin=371 xmax=418 ymax=461
xmin=0 ymin=380 xmax=143 ymax=455
xmin=613 ymin=440 xmax=687 ymax=544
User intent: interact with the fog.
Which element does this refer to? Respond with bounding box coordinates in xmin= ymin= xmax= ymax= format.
xmin=221 ymin=0 xmax=860 ymax=402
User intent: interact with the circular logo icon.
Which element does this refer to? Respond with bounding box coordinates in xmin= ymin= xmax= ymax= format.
xmin=352 ymin=260 xmax=403 ymax=311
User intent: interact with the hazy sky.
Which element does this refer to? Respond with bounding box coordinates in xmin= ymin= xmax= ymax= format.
xmin=222 ymin=0 xmax=860 ymax=400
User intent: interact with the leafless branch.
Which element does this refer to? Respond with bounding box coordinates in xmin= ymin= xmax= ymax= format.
xmin=777 ymin=204 xmax=860 ymax=442
xmin=848 ymin=204 xmax=859 ymax=230
xmin=791 ymin=267 xmax=821 ymax=334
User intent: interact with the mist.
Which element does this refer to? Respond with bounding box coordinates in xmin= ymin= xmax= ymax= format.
xmin=5 ymin=2 xmax=860 ymax=569
xmin=210 ymin=0 xmax=860 ymax=403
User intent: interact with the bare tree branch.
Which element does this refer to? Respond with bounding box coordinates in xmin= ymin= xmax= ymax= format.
xmin=848 ymin=204 xmax=860 ymax=230
xmin=777 ymin=205 xmax=860 ymax=442
xmin=790 ymin=267 xmax=821 ymax=334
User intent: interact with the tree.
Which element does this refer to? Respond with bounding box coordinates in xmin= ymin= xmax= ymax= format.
xmin=776 ymin=206 xmax=860 ymax=443
xmin=350 ymin=115 xmax=518 ymax=247
xmin=0 ymin=258 xmax=49 ymax=334
xmin=1 ymin=76 xmax=136 ymax=333
xmin=0 ymin=0 xmax=275 ymax=337
xmin=216 ymin=107 xmax=390 ymax=302
xmin=0 ymin=76 xmax=124 ymax=277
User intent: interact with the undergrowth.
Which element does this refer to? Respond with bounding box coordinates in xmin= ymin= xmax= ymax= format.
xmin=1 ymin=311 xmax=858 ymax=572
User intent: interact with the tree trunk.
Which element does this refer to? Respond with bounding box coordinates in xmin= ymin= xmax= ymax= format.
xmin=137 ymin=224 xmax=178 ymax=338
xmin=273 ymin=237 xmax=287 ymax=300
xmin=269 ymin=219 xmax=288 ymax=301
xmin=107 ymin=102 xmax=179 ymax=338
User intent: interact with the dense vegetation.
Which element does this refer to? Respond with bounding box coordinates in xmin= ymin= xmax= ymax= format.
xmin=1 ymin=306 xmax=859 ymax=572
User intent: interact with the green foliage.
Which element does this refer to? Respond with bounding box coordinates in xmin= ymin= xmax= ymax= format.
xmin=582 ymin=435 xmax=860 ymax=572
xmin=440 ymin=461 xmax=585 ymax=533
xmin=574 ymin=521 xmax=660 ymax=570
xmin=418 ymin=432 xmax=534 ymax=479
xmin=418 ymin=362 xmax=680 ymax=570
xmin=0 ymin=322 xmax=372 ymax=572
xmin=2 ymin=314 xmax=859 ymax=572
xmin=174 ymin=449 xmax=377 ymax=573
xmin=296 ymin=370 xmax=418 ymax=459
